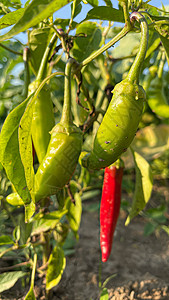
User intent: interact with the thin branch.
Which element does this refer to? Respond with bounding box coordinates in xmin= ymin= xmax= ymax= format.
xmin=0 ymin=261 xmax=31 ymax=272
xmin=0 ymin=43 xmax=22 ymax=56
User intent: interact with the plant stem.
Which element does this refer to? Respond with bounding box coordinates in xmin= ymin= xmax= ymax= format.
xmin=0 ymin=260 xmax=31 ymax=272
xmin=120 ymin=0 xmax=131 ymax=28
xmin=0 ymin=244 xmax=26 ymax=258
xmin=75 ymin=71 xmax=94 ymax=113
xmin=36 ymin=33 xmax=58 ymax=82
xmin=158 ymin=51 xmax=166 ymax=79
xmin=67 ymin=0 xmax=76 ymax=34
xmin=60 ymin=58 xmax=76 ymax=125
xmin=0 ymin=43 xmax=22 ymax=56
xmin=22 ymin=47 xmax=30 ymax=99
xmin=31 ymin=253 xmax=37 ymax=289
xmin=40 ymin=232 xmax=50 ymax=265
xmin=145 ymin=37 xmax=161 ymax=60
xmin=127 ymin=12 xmax=149 ymax=83
xmin=51 ymin=25 xmax=69 ymax=59
xmin=31 ymin=71 xmax=64 ymax=103
xmin=80 ymin=26 xmax=130 ymax=68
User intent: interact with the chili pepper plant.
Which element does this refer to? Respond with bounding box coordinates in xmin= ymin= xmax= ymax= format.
xmin=0 ymin=0 xmax=169 ymax=299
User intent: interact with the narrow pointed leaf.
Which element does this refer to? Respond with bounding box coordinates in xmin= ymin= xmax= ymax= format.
xmin=0 ymin=8 xmax=25 ymax=29
xmin=72 ymin=21 xmax=102 ymax=62
xmin=28 ymin=27 xmax=53 ymax=75
xmin=0 ymin=0 xmax=72 ymax=42
xmin=32 ymin=209 xmax=68 ymax=235
xmin=46 ymin=246 xmax=66 ymax=291
xmin=125 ymin=151 xmax=153 ymax=225
xmin=84 ymin=6 xmax=124 ymax=23
xmin=66 ymin=193 xmax=82 ymax=235
xmin=19 ymin=97 xmax=35 ymax=203
xmin=0 ymin=235 xmax=14 ymax=246
xmin=24 ymin=288 xmax=36 ymax=300
xmin=155 ymin=24 xmax=169 ymax=65
xmin=24 ymin=253 xmax=37 ymax=299
xmin=0 ymin=271 xmax=27 ymax=293
xmin=25 ymin=201 xmax=36 ymax=223
xmin=0 ymin=97 xmax=31 ymax=204
xmin=100 ymin=288 xmax=109 ymax=300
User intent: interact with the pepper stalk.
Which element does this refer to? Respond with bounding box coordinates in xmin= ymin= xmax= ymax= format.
xmin=127 ymin=12 xmax=149 ymax=83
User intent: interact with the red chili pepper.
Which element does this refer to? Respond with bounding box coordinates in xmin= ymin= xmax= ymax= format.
xmin=100 ymin=164 xmax=123 ymax=262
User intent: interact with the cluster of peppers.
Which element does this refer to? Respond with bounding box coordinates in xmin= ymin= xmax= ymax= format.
xmin=3 ymin=11 xmax=161 ymax=262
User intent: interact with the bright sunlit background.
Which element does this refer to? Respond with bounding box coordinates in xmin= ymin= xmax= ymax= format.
xmin=1 ymin=0 xmax=168 ymax=80
xmin=1 ymin=0 xmax=169 ymax=44
xmin=22 ymin=0 xmax=169 ymax=23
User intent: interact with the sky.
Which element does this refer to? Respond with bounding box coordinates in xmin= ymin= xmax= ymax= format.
xmin=13 ymin=0 xmax=167 ymax=44
xmin=5 ymin=0 xmax=169 ymax=80
xmin=20 ymin=0 xmax=169 ymax=23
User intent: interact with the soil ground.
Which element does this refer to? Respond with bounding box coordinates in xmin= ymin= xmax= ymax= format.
xmin=1 ymin=187 xmax=169 ymax=300
xmin=52 ymin=206 xmax=169 ymax=300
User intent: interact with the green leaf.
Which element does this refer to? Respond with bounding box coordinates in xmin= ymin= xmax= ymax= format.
xmin=0 ymin=0 xmax=22 ymax=10
xmin=25 ymin=253 xmax=37 ymax=300
xmin=112 ymin=32 xmax=140 ymax=58
xmin=46 ymin=245 xmax=66 ymax=291
xmin=0 ymin=271 xmax=27 ymax=293
xmin=125 ymin=151 xmax=153 ymax=226
xmin=0 ymin=97 xmax=31 ymax=205
xmin=25 ymin=201 xmax=36 ymax=223
xmin=28 ymin=27 xmax=53 ymax=76
xmin=122 ymin=125 xmax=169 ymax=169
xmin=155 ymin=25 xmax=169 ymax=65
xmin=146 ymin=7 xmax=169 ymax=64
xmin=32 ymin=209 xmax=67 ymax=235
xmin=100 ymin=288 xmax=109 ymax=300
xmin=161 ymin=225 xmax=169 ymax=235
xmin=72 ymin=21 xmax=102 ymax=62
xmin=24 ymin=287 xmax=36 ymax=300
xmin=0 ymin=235 xmax=14 ymax=246
xmin=19 ymin=97 xmax=35 ymax=203
xmin=102 ymin=273 xmax=117 ymax=289
xmin=71 ymin=0 xmax=82 ymax=19
xmin=66 ymin=193 xmax=82 ymax=236
xmin=84 ymin=6 xmax=124 ymax=23
xmin=0 ymin=0 xmax=73 ymax=42
xmin=144 ymin=222 xmax=158 ymax=236
xmin=0 ymin=8 xmax=25 ymax=29
xmin=18 ymin=213 xmax=33 ymax=244
xmin=145 ymin=206 xmax=167 ymax=224
xmin=103 ymin=0 xmax=112 ymax=7
xmin=132 ymin=125 xmax=169 ymax=161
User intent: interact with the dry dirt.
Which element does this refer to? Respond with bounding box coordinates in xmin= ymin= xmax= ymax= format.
xmin=51 ymin=207 xmax=169 ymax=300
xmin=1 ymin=197 xmax=169 ymax=300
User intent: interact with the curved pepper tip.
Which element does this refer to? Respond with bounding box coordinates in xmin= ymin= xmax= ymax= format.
xmin=101 ymin=249 xmax=110 ymax=263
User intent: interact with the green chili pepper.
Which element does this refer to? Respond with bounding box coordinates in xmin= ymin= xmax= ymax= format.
xmin=82 ymin=12 xmax=148 ymax=170
xmin=147 ymin=77 xmax=169 ymax=118
xmin=29 ymin=81 xmax=55 ymax=164
xmin=6 ymin=192 xmax=24 ymax=206
xmin=29 ymin=33 xmax=57 ymax=163
xmin=34 ymin=58 xmax=83 ymax=202
xmin=28 ymin=27 xmax=53 ymax=76
xmin=142 ymin=65 xmax=158 ymax=93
